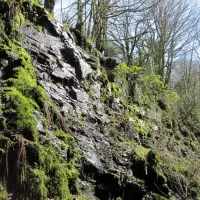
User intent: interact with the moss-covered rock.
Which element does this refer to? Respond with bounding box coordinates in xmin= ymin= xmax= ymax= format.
xmin=0 ymin=2 xmax=82 ymax=199
xmin=0 ymin=0 xmax=200 ymax=200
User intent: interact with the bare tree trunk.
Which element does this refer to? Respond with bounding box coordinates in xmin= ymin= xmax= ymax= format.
xmin=44 ymin=0 xmax=55 ymax=13
xmin=76 ymin=0 xmax=84 ymax=35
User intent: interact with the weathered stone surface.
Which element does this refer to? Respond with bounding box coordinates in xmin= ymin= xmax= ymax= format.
xmin=111 ymin=97 xmax=122 ymax=111
xmin=92 ymin=83 xmax=101 ymax=98
xmin=0 ymin=5 xmax=195 ymax=200
xmin=78 ymin=58 xmax=93 ymax=79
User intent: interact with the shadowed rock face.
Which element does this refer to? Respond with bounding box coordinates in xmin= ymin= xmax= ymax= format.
xmin=16 ymin=11 xmax=150 ymax=200
xmin=1 ymin=2 xmax=200 ymax=200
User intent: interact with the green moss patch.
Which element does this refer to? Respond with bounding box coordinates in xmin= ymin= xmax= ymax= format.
xmin=23 ymin=129 xmax=79 ymax=200
xmin=0 ymin=186 xmax=8 ymax=200
xmin=4 ymin=87 xmax=38 ymax=140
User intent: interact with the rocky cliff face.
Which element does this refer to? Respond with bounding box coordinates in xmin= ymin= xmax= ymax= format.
xmin=0 ymin=1 xmax=200 ymax=200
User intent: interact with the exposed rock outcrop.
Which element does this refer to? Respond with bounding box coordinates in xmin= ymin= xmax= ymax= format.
xmin=0 ymin=1 xmax=200 ymax=200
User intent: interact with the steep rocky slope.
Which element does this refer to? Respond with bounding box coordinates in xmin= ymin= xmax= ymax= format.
xmin=0 ymin=1 xmax=200 ymax=200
